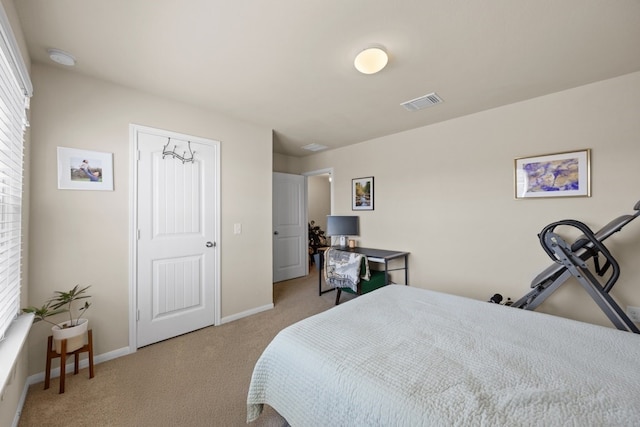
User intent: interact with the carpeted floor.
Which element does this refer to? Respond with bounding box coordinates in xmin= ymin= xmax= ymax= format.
xmin=18 ymin=268 xmax=349 ymax=426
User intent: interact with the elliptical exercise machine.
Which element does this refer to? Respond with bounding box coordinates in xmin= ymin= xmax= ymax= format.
xmin=509 ymin=200 xmax=640 ymax=334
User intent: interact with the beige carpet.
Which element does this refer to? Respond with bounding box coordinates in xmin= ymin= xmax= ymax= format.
xmin=18 ymin=269 xmax=350 ymax=426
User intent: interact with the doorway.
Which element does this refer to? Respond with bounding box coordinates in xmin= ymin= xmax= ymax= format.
xmin=272 ymin=172 xmax=307 ymax=282
xmin=130 ymin=125 xmax=220 ymax=349
xmin=304 ymin=168 xmax=333 ymax=268
xmin=306 ymin=171 xmax=332 ymax=240
xmin=272 ymin=169 xmax=333 ymax=283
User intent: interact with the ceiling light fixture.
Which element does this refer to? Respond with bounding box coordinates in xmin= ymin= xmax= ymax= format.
xmin=47 ymin=49 xmax=76 ymax=66
xmin=354 ymin=46 xmax=388 ymax=75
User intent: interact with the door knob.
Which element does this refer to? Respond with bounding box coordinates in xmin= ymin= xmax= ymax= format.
xmin=274 ymin=231 xmax=279 ymax=235
xmin=206 ymin=241 xmax=215 ymax=248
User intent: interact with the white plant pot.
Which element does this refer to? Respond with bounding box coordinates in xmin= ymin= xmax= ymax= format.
xmin=52 ymin=318 xmax=89 ymax=354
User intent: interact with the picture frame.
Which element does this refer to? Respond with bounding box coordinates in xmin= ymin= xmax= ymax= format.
xmin=352 ymin=176 xmax=374 ymax=210
xmin=57 ymin=147 xmax=114 ymax=191
xmin=514 ymin=149 xmax=590 ymax=199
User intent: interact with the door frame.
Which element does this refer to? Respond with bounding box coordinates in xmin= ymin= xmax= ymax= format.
xmin=128 ymin=124 xmax=221 ymax=353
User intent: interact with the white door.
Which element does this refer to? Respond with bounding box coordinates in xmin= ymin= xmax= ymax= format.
xmin=134 ymin=126 xmax=219 ymax=347
xmin=273 ymin=172 xmax=307 ymax=282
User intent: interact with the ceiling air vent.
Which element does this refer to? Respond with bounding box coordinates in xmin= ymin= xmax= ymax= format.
xmin=400 ymin=92 xmax=443 ymax=112
xmin=302 ymin=143 xmax=328 ymax=152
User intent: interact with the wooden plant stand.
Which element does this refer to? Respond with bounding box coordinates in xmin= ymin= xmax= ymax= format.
xmin=44 ymin=329 xmax=94 ymax=394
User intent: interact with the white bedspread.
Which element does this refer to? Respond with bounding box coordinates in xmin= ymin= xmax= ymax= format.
xmin=247 ymin=285 xmax=640 ymax=426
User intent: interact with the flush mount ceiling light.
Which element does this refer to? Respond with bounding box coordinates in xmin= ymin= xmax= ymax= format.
xmin=354 ymin=46 xmax=388 ymax=74
xmin=47 ymin=48 xmax=76 ymax=66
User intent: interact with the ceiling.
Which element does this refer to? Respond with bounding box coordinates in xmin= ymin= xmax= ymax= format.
xmin=14 ymin=0 xmax=640 ymax=157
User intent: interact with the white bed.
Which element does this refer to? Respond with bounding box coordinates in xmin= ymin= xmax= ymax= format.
xmin=247 ymin=285 xmax=640 ymax=426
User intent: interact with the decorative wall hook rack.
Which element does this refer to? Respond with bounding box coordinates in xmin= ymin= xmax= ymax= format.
xmin=162 ymin=138 xmax=195 ymax=164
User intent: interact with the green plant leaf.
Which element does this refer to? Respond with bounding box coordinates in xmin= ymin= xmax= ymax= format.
xmin=25 ymin=285 xmax=92 ymax=327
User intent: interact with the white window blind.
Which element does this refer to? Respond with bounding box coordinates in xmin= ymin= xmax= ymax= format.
xmin=0 ymin=5 xmax=32 ymax=343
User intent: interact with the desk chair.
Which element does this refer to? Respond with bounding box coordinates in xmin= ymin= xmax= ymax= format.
xmin=334 ymin=258 xmax=387 ymax=305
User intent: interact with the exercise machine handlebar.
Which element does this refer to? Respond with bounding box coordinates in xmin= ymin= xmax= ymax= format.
xmin=539 ymin=219 xmax=620 ymax=293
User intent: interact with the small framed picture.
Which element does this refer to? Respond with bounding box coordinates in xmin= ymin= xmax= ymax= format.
xmin=352 ymin=176 xmax=374 ymax=210
xmin=57 ymin=147 xmax=114 ymax=191
xmin=514 ymin=149 xmax=590 ymax=199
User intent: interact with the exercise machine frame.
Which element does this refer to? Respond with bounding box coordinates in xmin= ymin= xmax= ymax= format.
xmin=511 ymin=200 xmax=640 ymax=333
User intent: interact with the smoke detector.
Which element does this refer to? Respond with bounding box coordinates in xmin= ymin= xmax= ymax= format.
xmin=47 ymin=49 xmax=76 ymax=66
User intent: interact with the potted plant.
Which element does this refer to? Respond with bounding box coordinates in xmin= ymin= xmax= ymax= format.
xmin=23 ymin=285 xmax=92 ymax=354
xmin=309 ymin=220 xmax=327 ymax=266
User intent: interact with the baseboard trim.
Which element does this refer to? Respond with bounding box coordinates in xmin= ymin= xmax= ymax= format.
xmin=219 ymin=303 xmax=273 ymax=325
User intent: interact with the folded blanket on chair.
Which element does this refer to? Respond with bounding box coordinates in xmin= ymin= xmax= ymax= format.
xmin=324 ymin=248 xmax=370 ymax=292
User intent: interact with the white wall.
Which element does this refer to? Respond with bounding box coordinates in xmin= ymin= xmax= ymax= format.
xmin=299 ymin=72 xmax=640 ymax=328
xmin=25 ymin=64 xmax=274 ymax=375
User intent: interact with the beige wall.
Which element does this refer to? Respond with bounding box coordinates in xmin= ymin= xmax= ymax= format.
xmin=308 ymin=175 xmax=331 ymax=232
xmin=273 ymin=152 xmax=301 ymax=174
xmin=299 ymin=71 xmax=640 ymax=328
xmin=24 ymin=64 xmax=274 ymax=376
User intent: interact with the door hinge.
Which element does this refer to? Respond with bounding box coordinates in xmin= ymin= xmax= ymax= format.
xmin=137 ymin=229 xmax=141 ymax=240
xmin=137 ymin=309 xmax=140 ymax=321
xmin=137 ymin=150 xmax=141 ymax=161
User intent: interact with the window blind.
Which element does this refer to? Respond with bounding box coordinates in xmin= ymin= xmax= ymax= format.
xmin=0 ymin=5 xmax=31 ymax=343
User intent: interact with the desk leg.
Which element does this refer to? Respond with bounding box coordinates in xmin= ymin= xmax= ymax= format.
xmin=404 ymin=254 xmax=409 ymax=285
xmin=318 ymin=259 xmax=322 ymax=296
xmin=384 ymin=261 xmax=389 ymax=285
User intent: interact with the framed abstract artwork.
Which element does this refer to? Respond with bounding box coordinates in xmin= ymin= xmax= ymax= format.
xmin=57 ymin=147 xmax=114 ymax=191
xmin=514 ymin=149 xmax=590 ymax=199
xmin=352 ymin=176 xmax=374 ymax=210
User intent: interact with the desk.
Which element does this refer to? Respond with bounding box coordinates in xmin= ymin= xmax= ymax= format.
xmin=318 ymin=247 xmax=409 ymax=295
